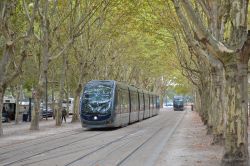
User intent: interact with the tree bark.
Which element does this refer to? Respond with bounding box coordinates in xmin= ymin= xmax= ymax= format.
xmin=30 ymin=85 xmax=43 ymax=130
xmin=71 ymin=61 xmax=85 ymax=123
xmin=0 ymin=87 xmax=5 ymax=136
xmin=200 ymin=84 xmax=209 ymax=126
xmin=15 ymin=84 xmax=21 ymax=124
xmin=210 ymin=66 xmax=225 ymax=145
xmin=30 ymin=0 xmax=50 ymax=130
xmin=194 ymin=89 xmax=201 ymax=114
xmin=51 ymin=81 xmax=55 ymax=119
xmin=222 ymin=61 xmax=249 ymax=166
xmin=71 ymin=84 xmax=81 ymax=122
xmin=56 ymin=54 xmax=67 ymax=126
xmin=206 ymin=77 xmax=215 ymax=135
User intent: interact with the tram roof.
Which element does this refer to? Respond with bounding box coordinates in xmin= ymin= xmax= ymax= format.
xmin=84 ymin=80 xmax=158 ymax=96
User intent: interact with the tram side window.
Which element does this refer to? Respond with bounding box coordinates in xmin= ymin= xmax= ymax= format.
xmin=136 ymin=92 xmax=139 ymax=111
xmin=149 ymin=95 xmax=153 ymax=110
xmin=139 ymin=93 xmax=144 ymax=111
xmin=152 ymin=96 xmax=154 ymax=109
xmin=156 ymin=96 xmax=160 ymax=108
xmin=148 ymin=94 xmax=150 ymax=110
xmin=116 ymin=89 xmax=122 ymax=113
xmin=131 ymin=91 xmax=138 ymax=112
xmin=151 ymin=96 xmax=154 ymax=109
xmin=122 ymin=89 xmax=129 ymax=113
xmin=154 ymin=96 xmax=157 ymax=109
xmin=121 ymin=90 xmax=125 ymax=113
xmin=130 ymin=91 xmax=133 ymax=112
xmin=148 ymin=95 xmax=151 ymax=110
xmin=149 ymin=95 xmax=151 ymax=110
xmin=144 ymin=94 xmax=149 ymax=111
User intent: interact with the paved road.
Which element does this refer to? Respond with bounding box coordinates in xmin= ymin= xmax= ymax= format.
xmin=0 ymin=109 xmax=186 ymax=166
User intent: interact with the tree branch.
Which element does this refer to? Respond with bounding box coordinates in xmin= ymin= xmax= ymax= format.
xmin=4 ymin=52 xmax=27 ymax=85
xmin=174 ymin=0 xmax=235 ymax=54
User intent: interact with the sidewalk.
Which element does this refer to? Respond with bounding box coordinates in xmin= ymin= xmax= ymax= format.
xmin=0 ymin=116 xmax=81 ymax=147
xmin=156 ymin=109 xmax=224 ymax=166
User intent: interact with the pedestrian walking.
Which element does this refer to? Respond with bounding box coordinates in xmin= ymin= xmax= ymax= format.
xmin=62 ymin=107 xmax=67 ymax=123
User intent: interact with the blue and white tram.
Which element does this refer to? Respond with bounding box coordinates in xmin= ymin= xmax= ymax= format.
xmin=80 ymin=80 xmax=160 ymax=128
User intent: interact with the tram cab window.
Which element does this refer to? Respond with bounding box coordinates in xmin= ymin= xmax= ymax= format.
xmin=84 ymin=84 xmax=112 ymax=101
xmin=82 ymin=82 xmax=114 ymax=114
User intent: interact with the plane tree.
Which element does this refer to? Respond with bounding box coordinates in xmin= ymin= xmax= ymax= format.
xmin=172 ymin=1 xmax=250 ymax=165
xmin=0 ymin=0 xmax=38 ymax=136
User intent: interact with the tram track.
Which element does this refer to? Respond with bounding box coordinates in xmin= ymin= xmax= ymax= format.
xmin=117 ymin=110 xmax=186 ymax=166
xmin=88 ymin=130 xmax=145 ymax=166
xmin=1 ymin=124 xmax=77 ymax=145
xmin=18 ymin=129 xmax=142 ymax=166
xmin=1 ymin=132 xmax=104 ymax=166
xmin=87 ymin=111 xmax=186 ymax=166
xmin=1 ymin=119 xmax=149 ymax=166
xmin=1 ymin=125 xmax=143 ymax=166
xmin=1 ymin=125 xmax=125 ymax=157
xmin=63 ymin=112 xmax=180 ymax=166
xmin=0 ymin=111 xmax=185 ymax=166
xmin=0 ymin=128 xmax=85 ymax=155
xmin=64 ymin=128 xmax=148 ymax=166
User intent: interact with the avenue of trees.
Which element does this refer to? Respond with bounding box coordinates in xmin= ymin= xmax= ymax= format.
xmin=0 ymin=1 xmax=182 ymax=134
xmin=1 ymin=1 xmax=250 ymax=165
xmin=170 ymin=1 xmax=250 ymax=166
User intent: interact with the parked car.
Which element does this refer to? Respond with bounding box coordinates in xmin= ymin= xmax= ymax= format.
xmin=41 ymin=107 xmax=54 ymax=118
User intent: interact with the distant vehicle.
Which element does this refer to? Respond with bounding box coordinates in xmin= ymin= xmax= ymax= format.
xmin=165 ymin=101 xmax=173 ymax=106
xmin=41 ymin=107 xmax=54 ymax=118
xmin=80 ymin=80 xmax=160 ymax=128
xmin=173 ymin=96 xmax=184 ymax=111
xmin=62 ymin=98 xmax=74 ymax=115
xmin=19 ymin=99 xmax=29 ymax=106
xmin=2 ymin=95 xmax=16 ymax=121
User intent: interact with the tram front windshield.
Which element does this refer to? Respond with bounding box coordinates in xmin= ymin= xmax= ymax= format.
xmin=82 ymin=81 xmax=113 ymax=114
xmin=174 ymin=97 xmax=183 ymax=105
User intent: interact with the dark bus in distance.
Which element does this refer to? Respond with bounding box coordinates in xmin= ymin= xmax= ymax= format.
xmin=80 ymin=80 xmax=160 ymax=128
xmin=173 ymin=96 xmax=184 ymax=111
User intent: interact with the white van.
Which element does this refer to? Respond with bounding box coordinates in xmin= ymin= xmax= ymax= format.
xmin=2 ymin=96 xmax=16 ymax=121
xmin=62 ymin=98 xmax=74 ymax=115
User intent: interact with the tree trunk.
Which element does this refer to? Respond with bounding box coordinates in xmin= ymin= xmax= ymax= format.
xmin=51 ymin=82 xmax=55 ymax=119
xmin=15 ymin=84 xmax=21 ymax=124
xmin=55 ymin=104 xmax=62 ymax=126
xmin=194 ymin=89 xmax=201 ymax=114
xmin=200 ymin=84 xmax=209 ymax=126
xmin=56 ymin=54 xmax=67 ymax=126
xmin=71 ymin=60 xmax=85 ymax=123
xmin=30 ymin=0 xmax=50 ymax=130
xmin=71 ymin=84 xmax=81 ymax=123
xmin=222 ymin=62 xmax=249 ymax=166
xmin=30 ymin=85 xmax=43 ymax=130
xmin=0 ymin=87 xmax=5 ymax=136
xmin=206 ymin=78 xmax=215 ymax=135
xmin=160 ymin=95 xmax=164 ymax=108
xmin=210 ymin=66 xmax=225 ymax=145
